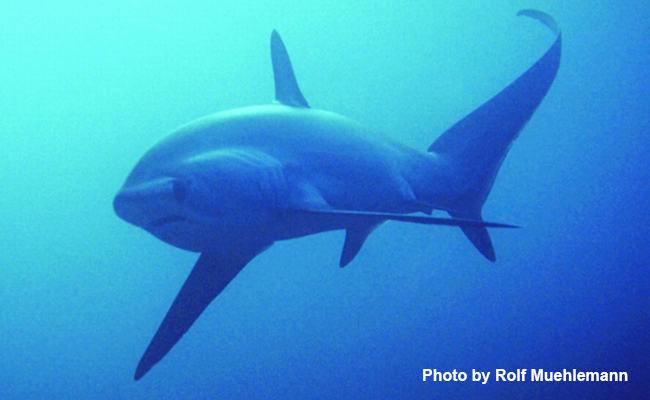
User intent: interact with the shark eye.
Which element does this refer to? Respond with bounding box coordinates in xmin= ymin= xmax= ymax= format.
xmin=172 ymin=179 xmax=188 ymax=203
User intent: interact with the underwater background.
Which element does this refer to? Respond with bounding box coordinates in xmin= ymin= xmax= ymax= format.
xmin=1 ymin=0 xmax=648 ymax=398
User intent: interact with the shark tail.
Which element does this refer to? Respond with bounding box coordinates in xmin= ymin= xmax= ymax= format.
xmin=428 ymin=10 xmax=562 ymax=261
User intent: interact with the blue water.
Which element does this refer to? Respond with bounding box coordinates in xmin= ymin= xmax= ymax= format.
xmin=1 ymin=1 xmax=648 ymax=398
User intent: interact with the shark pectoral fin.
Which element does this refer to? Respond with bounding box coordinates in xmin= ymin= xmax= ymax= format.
xmin=134 ymin=240 xmax=270 ymax=381
xmin=340 ymin=222 xmax=382 ymax=268
xmin=297 ymin=209 xmax=519 ymax=229
xmin=271 ymin=30 xmax=309 ymax=108
xmin=289 ymin=208 xmax=516 ymax=266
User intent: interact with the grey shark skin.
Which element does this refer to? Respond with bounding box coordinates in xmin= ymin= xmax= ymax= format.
xmin=114 ymin=10 xmax=561 ymax=380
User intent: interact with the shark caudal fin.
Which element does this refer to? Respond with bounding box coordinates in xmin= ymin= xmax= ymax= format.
xmin=428 ymin=10 xmax=561 ymax=261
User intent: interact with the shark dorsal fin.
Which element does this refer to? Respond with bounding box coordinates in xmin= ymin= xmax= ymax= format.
xmin=271 ymin=30 xmax=310 ymax=108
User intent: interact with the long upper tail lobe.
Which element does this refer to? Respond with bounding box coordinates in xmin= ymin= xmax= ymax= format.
xmin=428 ymin=10 xmax=562 ymax=260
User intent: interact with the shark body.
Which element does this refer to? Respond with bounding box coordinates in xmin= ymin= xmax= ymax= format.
xmin=114 ymin=10 xmax=561 ymax=380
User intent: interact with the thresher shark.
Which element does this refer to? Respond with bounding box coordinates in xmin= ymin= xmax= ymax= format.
xmin=113 ymin=10 xmax=561 ymax=379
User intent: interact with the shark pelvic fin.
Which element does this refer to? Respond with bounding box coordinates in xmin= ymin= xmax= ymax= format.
xmin=340 ymin=222 xmax=382 ymax=268
xmin=134 ymin=239 xmax=270 ymax=380
xmin=271 ymin=30 xmax=310 ymax=108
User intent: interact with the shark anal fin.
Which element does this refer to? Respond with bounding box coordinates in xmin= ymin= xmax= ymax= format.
xmin=134 ymin=240 xmax=270 ymax=381
xmin=340 ymin=222 xmax=382 ymax=268
xmin=271 ymin=30 xmax=309 ymax=108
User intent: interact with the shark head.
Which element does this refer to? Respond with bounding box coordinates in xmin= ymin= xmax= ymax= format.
xmin=113 ymin=139 xmax=287 ymax=252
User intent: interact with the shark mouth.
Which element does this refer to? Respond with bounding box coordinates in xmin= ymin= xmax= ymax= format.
xmin=150 ymin=215 xmax=186 ymax=229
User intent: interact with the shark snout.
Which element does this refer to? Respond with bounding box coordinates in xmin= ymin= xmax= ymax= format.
xmin=113 ymin=188 xmax=145 ymax=227
xmin=113 ymin=177 xmax=188 ymax=231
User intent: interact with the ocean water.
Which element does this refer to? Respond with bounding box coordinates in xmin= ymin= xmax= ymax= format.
xmin=1 ymin=1 xmax=648 ymax=398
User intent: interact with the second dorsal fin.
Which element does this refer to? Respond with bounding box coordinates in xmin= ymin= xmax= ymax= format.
xmin=270 ymin=30 xmax=309 ymax=108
